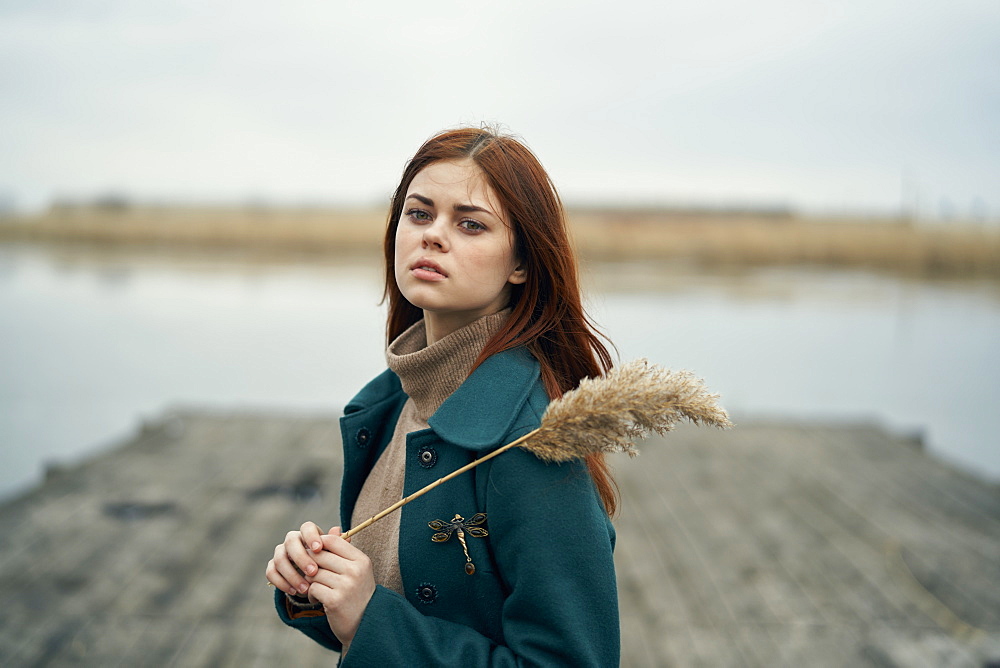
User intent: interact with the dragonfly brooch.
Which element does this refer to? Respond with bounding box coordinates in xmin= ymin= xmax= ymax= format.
xmin=428 ymin=513 xmax=489 ymax=575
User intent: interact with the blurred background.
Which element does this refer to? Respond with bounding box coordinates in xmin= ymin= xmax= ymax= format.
xmin=1 ymin=0 xmax=998 ymax=499
xmin=1 ymin=1 xmax=999 ymax=664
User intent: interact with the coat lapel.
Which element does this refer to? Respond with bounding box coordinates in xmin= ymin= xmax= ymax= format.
xmin=428 ymin=347 xmax=540 ymax=451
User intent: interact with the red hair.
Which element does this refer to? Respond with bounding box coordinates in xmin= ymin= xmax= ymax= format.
xmin=382 ymin=127 xmax=619 ymax=516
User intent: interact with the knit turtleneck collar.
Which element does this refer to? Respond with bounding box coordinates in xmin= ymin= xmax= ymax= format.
xmin=386 ymin=310 xmax=510 ymax=421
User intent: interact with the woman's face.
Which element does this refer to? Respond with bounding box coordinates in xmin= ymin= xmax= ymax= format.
xmin=394 ymin=159 xmax=526 ymax=343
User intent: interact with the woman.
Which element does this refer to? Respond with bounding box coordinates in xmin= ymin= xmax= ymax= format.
xmin=266 ymin=127 xmax=620 ymax=666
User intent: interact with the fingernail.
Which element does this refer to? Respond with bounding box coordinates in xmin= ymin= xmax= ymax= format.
xmin=306 ymin=564 xmax=316 ymax=575
xmin=298 ymin=583 xmax=308 ymax=593
xmin=312 ymin=541 xmax=321 ymax=551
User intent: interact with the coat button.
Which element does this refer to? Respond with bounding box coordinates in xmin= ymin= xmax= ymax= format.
xmin=355 ymin=427 xmax=371 ymax=448
xmin=417 ymin=445 xmax=438 ymax=468
xmin=415 ymin=583 xmax=438 ymax=604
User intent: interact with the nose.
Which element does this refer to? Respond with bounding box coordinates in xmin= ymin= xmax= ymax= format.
xmin=421 ymin=217 xmax=449 ymax=251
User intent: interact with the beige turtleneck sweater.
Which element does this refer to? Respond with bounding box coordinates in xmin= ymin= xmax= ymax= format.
xmin=349 ymin=310 xmax=509 ymax=594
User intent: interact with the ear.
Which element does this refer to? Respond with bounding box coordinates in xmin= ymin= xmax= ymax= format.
xmin=507 ymin=262 xmax=527 ymax=285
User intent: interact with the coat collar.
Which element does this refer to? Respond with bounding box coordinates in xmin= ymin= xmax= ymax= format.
xmin=344 ymin=346 xmax=542 ymax=452
xmin=428 ymin=346 xmax=541 ymax=451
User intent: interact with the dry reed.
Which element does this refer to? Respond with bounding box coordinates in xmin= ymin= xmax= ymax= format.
xmin=525 ymin=359 xmax=733 ymax=462
xmin=3 ymin=206 xmax=997 ymax=276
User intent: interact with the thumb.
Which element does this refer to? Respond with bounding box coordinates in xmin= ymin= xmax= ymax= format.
xmin=327 ymin=525 xmax=351 ymax=544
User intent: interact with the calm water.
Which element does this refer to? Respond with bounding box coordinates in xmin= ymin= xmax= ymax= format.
xmin=2 ymin=242 xmax=999 ymax=501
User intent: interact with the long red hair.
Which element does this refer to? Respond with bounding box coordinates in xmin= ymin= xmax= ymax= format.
xmin=382 ymin=127 xmax=619 ymax=516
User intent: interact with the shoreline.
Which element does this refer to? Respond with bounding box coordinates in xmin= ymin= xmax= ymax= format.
xmin=2 ymin=205 xmax=998 ymax=277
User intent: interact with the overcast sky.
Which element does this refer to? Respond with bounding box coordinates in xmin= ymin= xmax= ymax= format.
xmin=1 ymin=0 xmax=997 ymax=217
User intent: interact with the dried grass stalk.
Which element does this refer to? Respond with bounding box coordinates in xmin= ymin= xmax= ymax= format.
xmin=526 ymin=358 xmax=733 ymax=462
xmin=343 ymin=359 xmax=731 ymax=539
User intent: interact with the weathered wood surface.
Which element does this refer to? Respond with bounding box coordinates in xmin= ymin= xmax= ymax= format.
xmin=0 ymin=410 xmax=997 ymax=667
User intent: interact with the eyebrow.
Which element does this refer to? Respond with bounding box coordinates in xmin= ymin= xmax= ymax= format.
xmin=407 ymin=193 xmax=494 ymax=216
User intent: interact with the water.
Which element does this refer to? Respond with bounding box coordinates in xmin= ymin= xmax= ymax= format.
xmin=1 ymin=243 xmax=998 ymax=501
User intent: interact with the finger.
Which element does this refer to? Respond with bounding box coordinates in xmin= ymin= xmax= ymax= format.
xmin=284 ymin=531 xmax=319 ymax=579
xmin=320 ymin=533 xmax=368 ymax=561
xmin=265 ymin=558 xmax=296 ymax=597
xmin=273 ymin=544 xmax=308 ymax=594
xmin=300 ymin=521 xmax=324 ymax=553
xmin=328 ymin=525 xmax=351 ymax=544
xmin=306 ymin=569 xmax=360 ymax=605
xmin=312 ymin=549 xmax=353 ymax=575
xmin=306 ymin=566 xmax=340 ymax=590
xmin=276 ymin=540 xmax=313 ymax=595
xmin=307 ymin=580 xmax=335 ymax=609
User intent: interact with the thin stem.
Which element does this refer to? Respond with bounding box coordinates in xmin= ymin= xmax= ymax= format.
xmin=341 ymin=428 xmax=539 ymax=540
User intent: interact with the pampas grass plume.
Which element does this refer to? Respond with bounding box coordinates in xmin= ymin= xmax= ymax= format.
xmin=526 ymin=359 xmax=733 ymax=462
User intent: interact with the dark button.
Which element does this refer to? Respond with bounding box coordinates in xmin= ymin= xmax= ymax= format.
xmin=417 ymin=445 xmax=438 ymax=468
xmin=416 ymin=583 xmax=437 ymax=604
xmin=355 ymin=427 xmax=371 ymax=448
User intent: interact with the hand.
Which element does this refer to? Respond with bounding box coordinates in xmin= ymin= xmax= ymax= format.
xmin=308 ymin=529 xmax=376 ymax=649
xmin=265 ymin=521 xmax=328 ymax=598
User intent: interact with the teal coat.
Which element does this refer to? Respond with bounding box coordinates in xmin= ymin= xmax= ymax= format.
xmin=275 ymin=347 xmax=620 ymax=666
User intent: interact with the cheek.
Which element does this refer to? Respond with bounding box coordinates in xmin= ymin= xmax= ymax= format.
xmin=394 ymin=228 xmax=415 ymax=272
xmin=473 ymin=249 xmax=517 ymax=285
xmin=487 ymin=241 xmax=518 ymax=278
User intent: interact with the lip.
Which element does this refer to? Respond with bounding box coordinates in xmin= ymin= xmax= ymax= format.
xmin=410 ymin=257 xmax=448 ymax=279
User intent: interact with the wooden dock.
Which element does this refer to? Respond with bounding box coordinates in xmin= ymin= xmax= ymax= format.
xmin=0 ymin=410 xmax=997 ymax=667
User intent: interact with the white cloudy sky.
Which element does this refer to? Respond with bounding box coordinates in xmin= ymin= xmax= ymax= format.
xmin=1 ymin=0 xmax=997 ymax=216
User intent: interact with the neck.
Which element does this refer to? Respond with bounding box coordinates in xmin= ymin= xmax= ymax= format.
xmin=387 ymin=309 xmax=511 ymax=420
xmin=424 ymin=309 xmax=504 ymax=346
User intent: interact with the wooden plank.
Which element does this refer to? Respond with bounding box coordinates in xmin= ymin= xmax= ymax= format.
xmin=1 ymin=411 xmax=998 ymax=666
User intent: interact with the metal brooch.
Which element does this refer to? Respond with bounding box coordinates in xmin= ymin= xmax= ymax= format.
xmin=428 ymin=513 xmax=488 ymax=575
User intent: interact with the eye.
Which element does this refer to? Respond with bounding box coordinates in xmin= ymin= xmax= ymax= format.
xmin=405 ymin=208 xmax=431 ymax=223
xmin=459 ymin=219 xmax=486 ymax=233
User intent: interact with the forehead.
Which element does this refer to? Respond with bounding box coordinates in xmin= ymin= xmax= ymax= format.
xmin=407 ymin=160 xmax=502 ymax=213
